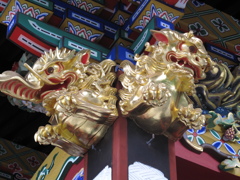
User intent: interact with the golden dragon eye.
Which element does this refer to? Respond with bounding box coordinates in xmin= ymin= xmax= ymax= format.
xmin=189 ymin=45 xmax=198 ymax=53
xmin=47 ymin=67 xmax=54 ymax=74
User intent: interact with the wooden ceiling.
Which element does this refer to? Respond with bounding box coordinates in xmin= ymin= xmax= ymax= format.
xmin=199 ymin=0 xmax=240 ymax=20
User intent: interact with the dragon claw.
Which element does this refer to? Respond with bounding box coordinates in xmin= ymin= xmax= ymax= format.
xmin=178 ymin=104 xmax=206 ymax=130
xmin=34 ymin=125 xmax=59 ymax=145
xmin=143 ymin=82 xmax=171 ymax=106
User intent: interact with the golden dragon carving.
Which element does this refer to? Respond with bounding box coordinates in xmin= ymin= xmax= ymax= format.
xmin=0 ymin=48 xmax=118 ymax=156
xmin=118 ymin=29 xmax=213 ymax=140
xmin=0 ymin=29 xmax=224 ymax=156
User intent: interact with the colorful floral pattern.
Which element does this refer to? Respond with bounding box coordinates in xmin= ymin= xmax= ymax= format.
xmin=3 ymin=0 xmax=49 ymax=25
xmin=67 ymin=0 xmax=100 ymax=14
xmin=66 ymin=21 xmax=101 ymax=42
xmin=188 ymin=22 xmax=208 ymax=36
xmin=210 ymin=129 xmax=239 ymax=156
xmin=211 ymin=18 xmax=230 ymax=33
xmin=185 ymin=110 xmax=240 ymax=158
xmin=8 ymin=162 xmax=22 ymax=172
xmin=187 ymin=127 xmax=206 ymax=145
xmin=27 ymin=156 xmax=40 ymax=167
xmin=0 ymin=138 xmax=46 ymax=179
xmin=135 ymin=4 xmax=179 ymax=31
xmin=186 ymin=127 xmax=240 ymax=157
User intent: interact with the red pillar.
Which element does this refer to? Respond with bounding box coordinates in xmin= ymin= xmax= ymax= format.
xmin=112 ymin=114 xmax=128 ymax=180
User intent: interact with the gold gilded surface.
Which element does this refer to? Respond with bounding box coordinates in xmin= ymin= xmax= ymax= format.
xmin=0 ymin=48 xmax=118 ymax=156
xmin=119 ymin=29 xmax=212 ymax=140
xmin=0 ymin=29 xmax=229 ymax=156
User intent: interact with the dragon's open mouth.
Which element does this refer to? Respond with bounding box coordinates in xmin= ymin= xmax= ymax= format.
xmin=169 ymin=55 xmax=202 ymax=79
xmin=39 ymin=77 xmax=72 ymax=99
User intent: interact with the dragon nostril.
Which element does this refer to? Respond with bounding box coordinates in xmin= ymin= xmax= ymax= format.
xmin=178 ymin=60 xmax=184 ymax=65
xmin=170 ymin=56 xmax=177 ymax=62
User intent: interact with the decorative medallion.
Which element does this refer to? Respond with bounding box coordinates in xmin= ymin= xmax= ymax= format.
xmin=211 ymin=18 xmax=230 ymax=33
xmin=188 ymin=22 xmax=208 ymax=36
xmin=27 ymin=156 xmax=40 ymax=167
